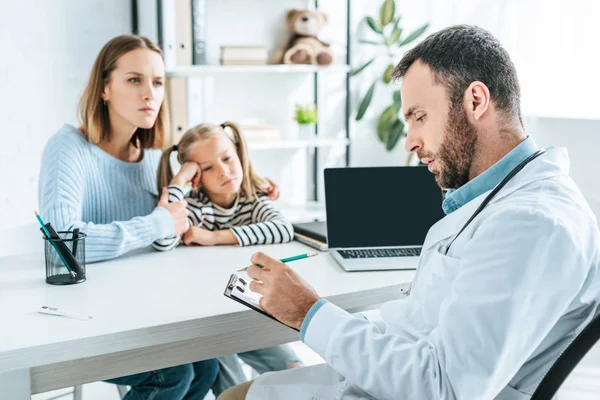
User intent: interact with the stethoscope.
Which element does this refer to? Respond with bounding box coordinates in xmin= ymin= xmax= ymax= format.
xmin=405 ymin=149 xmax=546 ymax=296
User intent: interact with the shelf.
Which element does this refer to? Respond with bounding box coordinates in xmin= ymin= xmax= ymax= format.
xmin=247 ymin=138 xmax=349 ymax=150
xmin=166 ymin=64 xmax=351 ymax=77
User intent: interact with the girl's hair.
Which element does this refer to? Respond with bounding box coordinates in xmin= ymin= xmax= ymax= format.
xmin=157 ymin=122 xmax=270 ymax=201
xmin=78 ymin=34 xmax=170 ymax=149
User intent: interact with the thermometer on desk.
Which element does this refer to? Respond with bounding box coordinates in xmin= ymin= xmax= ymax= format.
xmin=38 ymin=305 xmax=93 ymax=320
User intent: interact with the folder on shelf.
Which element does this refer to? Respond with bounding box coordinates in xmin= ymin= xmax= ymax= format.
xmin=175 ymin=0 xmax=193 ymax=66
xmin=224 ymin=274 xmax=299 ymax=331
xmin=160 ymin=0 xmax=177 ymax=68
xmin=191 ymin=0 xmax=207 ymax=65
xmin=187 ymin=77 xmax=205 ymax=128
xmin=167 ymin=77 xmax=188 ymax=143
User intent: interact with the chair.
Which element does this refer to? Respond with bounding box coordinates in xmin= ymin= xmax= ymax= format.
xmin=531 ymin=310 xmax=600 ymax=399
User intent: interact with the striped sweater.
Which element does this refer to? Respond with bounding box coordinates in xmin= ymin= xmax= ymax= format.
xmin=152 ymin=185 xmax=294 ymax=251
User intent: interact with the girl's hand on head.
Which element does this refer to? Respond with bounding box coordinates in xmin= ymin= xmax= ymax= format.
xmin=183 ymin=226 xmax=218 ymax=246
xmin=171 ymin=162 xmax=201 ymax=187
xmin=158 ymin=187 xmax=189 ymax=236
xmin=265 ymin=177 xmax=280 ymax=201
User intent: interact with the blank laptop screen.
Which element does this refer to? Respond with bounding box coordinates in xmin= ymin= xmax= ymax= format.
xmin=324 ymin=166 xmax=446 ymax=249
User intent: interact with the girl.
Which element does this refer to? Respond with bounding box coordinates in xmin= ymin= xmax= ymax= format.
xmin=154 ymin=122 xmax=294 ymax=250
xmin=38 ymin=34 xmax=220 ymax=400
xmin=154 ymin=122 xmax=302 ymax=394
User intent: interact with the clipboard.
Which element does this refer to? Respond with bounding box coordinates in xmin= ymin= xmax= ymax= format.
xmin=223 ymin=274 xmax=299 ymax=332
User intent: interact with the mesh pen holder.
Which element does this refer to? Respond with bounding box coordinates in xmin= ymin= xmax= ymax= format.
xmin=43 ymin=230 xmax=87 ymax=285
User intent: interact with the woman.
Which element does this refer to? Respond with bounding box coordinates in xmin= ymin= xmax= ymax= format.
xmin=38 ymin=34 xmax=248 ymax=400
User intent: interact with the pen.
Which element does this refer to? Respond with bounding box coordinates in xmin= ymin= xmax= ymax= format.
xmin=72 ymin=228 xmax=80 ymax=256
xmin=34 ymin=211 xmax=75 ymax=275
xmin=237 ymin=252 xmax=318 ymax=272
xmin=38 ymin=305 xmax=93 ymax=320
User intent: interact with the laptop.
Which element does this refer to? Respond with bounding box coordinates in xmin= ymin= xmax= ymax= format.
xmin=324 ymin=166 xmax=445 ymax=271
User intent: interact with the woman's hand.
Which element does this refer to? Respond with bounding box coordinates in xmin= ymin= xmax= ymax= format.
xmin=158 ymin=187 xmax=189 ymax=236
xmin=265 ymin=177 xmax=280 ymax=201
xmin=171 ymin=162 xmax=201 ymax=188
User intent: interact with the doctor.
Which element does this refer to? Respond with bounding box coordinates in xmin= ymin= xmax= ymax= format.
xmin=218 ymin=25 xmax=600 ymax=400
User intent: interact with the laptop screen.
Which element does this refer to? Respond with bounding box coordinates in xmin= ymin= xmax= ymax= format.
xmin=324 ymin=166 xmax=445 ymax=249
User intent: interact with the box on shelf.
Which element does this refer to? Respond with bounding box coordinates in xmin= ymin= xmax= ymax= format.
xmin=220 ymin=46 xmax=268 ymax=65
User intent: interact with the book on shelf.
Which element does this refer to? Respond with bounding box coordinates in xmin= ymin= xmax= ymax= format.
xmin=220 ymin=46 xmax=268 ymax=65
xmin=240 ymin=124 xmax=281 ymax=142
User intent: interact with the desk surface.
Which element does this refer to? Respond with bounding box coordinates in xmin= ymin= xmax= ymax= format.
xmin=0 ymin=241 xmax=413 ymax=392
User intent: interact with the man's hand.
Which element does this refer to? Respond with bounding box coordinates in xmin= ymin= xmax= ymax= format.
xmin=247 ymin=252 xmax=320 ymax=330
xmin=183 ymin=226 xmax=219 ymax=246
xmin=265 ymin=177 xmax=280 ymax=201
xmin=158 ymin=187 xmax=189 ymax=236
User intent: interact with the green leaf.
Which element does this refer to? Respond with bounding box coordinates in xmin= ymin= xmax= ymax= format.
xmin=366 ymin=16 xmax=382 ymax=34
xmin=386 ymin=119 xmax=405 ymax=151
xmin=398 ymin=23 xmax=430 ymax=47
xmin=393 ymin=91 xmax=402 ymax=111
xmin=377 ymin=105 xmax=399 ymax=142
xmin=386 ymin=19 xmax=403 ymax=46
xmin=379 ymin=0 xmax=395 ymax=27
xmin=382 ymin=64 xmax=394 ymax=84
xmin=358 ymin=39 xmax=384 ymax=46
xmin=351 ymin=57 xmax=375 ymax=77
xmin=355 ymin=81 xmax=376 ymax=121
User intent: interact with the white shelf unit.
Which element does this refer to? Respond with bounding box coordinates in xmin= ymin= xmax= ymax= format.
xmin=149 ymin=0 xmax=351 ymax=219
xmin=248 ymin=138 xmax=349 ymax=150
xmin=167 ymin=64 xmax=351 ymax=77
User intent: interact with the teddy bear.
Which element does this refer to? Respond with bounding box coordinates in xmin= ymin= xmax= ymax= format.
xmin=277 ymin=9 xmax=334 ymax=66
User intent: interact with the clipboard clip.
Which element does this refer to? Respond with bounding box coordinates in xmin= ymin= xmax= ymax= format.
xmin=227 ymin=275 xmax=238 ymax=290
xmin=227 ymin=274 xmax=248 ymax=293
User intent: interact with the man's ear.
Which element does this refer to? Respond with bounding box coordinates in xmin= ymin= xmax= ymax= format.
xmin=463 ymin=81 xmax=490 ymax=122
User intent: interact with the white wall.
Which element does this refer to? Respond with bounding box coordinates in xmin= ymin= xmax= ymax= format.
xmin=347 ymin=0 xmax=600 ymax=210
xmin=0 ymin=0 xmax=131 ymax=229
xmin=526 ymin=117 xmax=600 ymax=215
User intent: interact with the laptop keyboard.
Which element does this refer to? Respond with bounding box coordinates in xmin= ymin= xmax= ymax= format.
xmin=338 ymin=247 xmax=421 ymax=259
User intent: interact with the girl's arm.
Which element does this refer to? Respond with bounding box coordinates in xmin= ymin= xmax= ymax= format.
xmin=152 ymin=185 xmax=203 ymax=251
xmin=230 ymin=195 xmax=294 ymax=246
xmin=39 ymin=136 xmax=175 ymax=263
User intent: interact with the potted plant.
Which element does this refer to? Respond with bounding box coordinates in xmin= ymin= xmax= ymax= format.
xmin=352 ymin=0 xmax=429 ymax=152
xmin=294 ymin=103 xmax=318 ymax=140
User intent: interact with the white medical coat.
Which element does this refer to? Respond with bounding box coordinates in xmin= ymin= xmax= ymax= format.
xmin=247 ymin=148 xmax=600 ymax=400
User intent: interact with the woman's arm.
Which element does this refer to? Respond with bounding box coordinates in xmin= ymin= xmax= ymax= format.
xmin=151 ymin=185 xmax=202 ymax=252
xmin=39 ymin=136 xmax=177 ymax=262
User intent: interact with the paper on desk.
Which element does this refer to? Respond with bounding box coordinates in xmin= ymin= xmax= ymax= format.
xmin=231 ymin=273 xmax=263 ymax=310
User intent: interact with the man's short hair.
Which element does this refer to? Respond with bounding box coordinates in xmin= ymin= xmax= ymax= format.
xmin=393 ymin=25 xmax=522 ymax=124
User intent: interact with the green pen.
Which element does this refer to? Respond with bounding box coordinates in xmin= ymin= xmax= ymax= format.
xmin=237 ymin=252 xmax=318 ymax=272
xmin=35 ymin=210 xmax=75 ymax=275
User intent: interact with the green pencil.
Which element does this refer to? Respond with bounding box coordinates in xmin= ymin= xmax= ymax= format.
xmin=237 ymin=252 xmax=318 ymax=272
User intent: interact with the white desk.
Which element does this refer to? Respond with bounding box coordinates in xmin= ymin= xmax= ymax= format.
xmin=0 ymin=241 xmax=413 ymax=397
